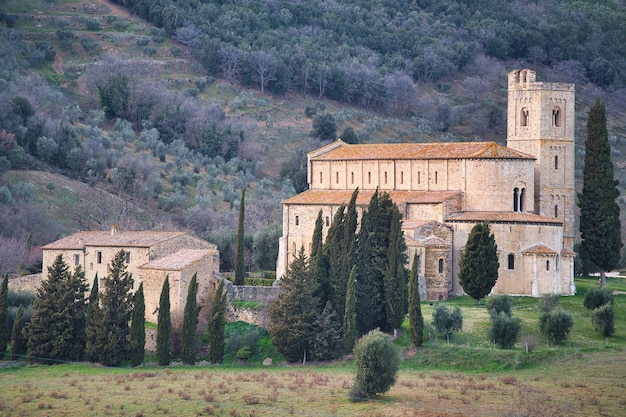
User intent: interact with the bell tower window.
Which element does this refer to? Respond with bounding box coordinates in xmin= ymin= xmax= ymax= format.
xmin=552 ymin=107 xmax=561 ymax=127
xmin=554 ymin=155 xmax=558 ymax=170
xmin=521 ymin=108 xmax=529 ymax=127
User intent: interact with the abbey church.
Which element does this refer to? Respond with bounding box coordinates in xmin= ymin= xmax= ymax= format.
xmin=277 ymin=69 xmax=576 ymax=300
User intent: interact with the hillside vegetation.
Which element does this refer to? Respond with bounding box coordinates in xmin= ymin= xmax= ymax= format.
xmin=0 ymin=0 xmax=625 ymax=277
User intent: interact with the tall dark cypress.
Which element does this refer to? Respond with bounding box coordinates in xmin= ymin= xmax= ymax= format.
xmin=208 ymin=278 xmax=228 ymax=364
xmin=235 ymin=189 xmax=246 ymax=285
xmin=181 ymin=274 xmax=198 ymax=365
xmin=343 ymin=265 xmax=357 ymax=353
xmin=129 ymin=283 xmax=145 ymax=367
xmin=325 ymin=205 xmax=346 ymax=315
xmin=458 ymin=222 xmax=499 ymax=305
xmin=0 ymin=272 xmax=8 ymax=359
xmin=310 ymin=210 xmax=328 ymax=303
xmin=10 ymin=305 xmax=26 ymax=360
xmin=384 ymin=205 xmax=408 ymax=335
xmin=578 ymin=98 xmax=622 ymax=287
xmin=96 ymin=250 xmax=134 ymax=366
xmin=408 ymin=253 xmax=424 ymax=347
xmin=26 ymin=256 xmax=88 ymax=363
xmin=157 ymin=277 xmax=171 ymax=366
xmin=85 ymin=275 xmax=102 ymax=362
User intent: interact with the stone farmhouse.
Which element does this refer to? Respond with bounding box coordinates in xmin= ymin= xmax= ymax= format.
xmin=277 ymin=69 xmax=576 ymax=300
xmin=41 ymin=227 xmax=219 ymax=322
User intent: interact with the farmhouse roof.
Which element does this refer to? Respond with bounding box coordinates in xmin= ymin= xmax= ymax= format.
xmin=282 ymin=189 xmax=462 ymax=205
xmin=42 ymin=230 xmax=192 ymax=250
xmin=445 ymin=211 xmax=562 ymax=225
xmin=309 ymin=140 xmax=535 ymax=161
xmin=139 ymin=249 xmax=217 ymax=271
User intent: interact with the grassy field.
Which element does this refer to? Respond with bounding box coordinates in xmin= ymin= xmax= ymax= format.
xmin=1 ymin=277 xmax=625 ymax=416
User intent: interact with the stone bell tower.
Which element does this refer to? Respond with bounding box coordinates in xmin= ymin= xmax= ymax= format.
xmin=506 ymin=69 xmax=576 ymax=250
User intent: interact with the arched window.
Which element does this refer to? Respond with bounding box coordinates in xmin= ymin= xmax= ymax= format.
xmin=513 ymin=188 xmax=519 ymax=212
xmin=336 ymin=172 xmax=339 ymax=184
xmin=521 ymin=108 xmax=529 ymax=126
xmin=520 ymin=188 xmax=525 ymax=212
xmin=295 ymin=215 xmax=299 ymax=226
xmin=351 ymin=172 xmax=354 ymax=184
xmin=552 ymin=107 xmax=561 ymax=127
xmin=434 ymin=171 xmax=438 ymax=184
xmin=325 ymin=216 xmax=330 ymax=226
xmin=554 ymin=205 xmax=559 ymax=218
xmin=400 ymin=171 xmax=404 ymax=184
xmin=368 ymin=172 xmax=371 ymax=184
xmin=508 ymin=254 xmax=515 ymax=270
xmin=546 ymin=260 xmax=550 ymax=271
xmin=418 ymin=172 xmax=421 ymax=184
xmin=438 ymin=258 xmax=444 ymax=274
xmin=384 ymin=171 xmax=388 ymax=184
xmin=554 ymin=155 xmax=559 ymax=170
xmin=319 ymin=172 xmax=323 ymax=183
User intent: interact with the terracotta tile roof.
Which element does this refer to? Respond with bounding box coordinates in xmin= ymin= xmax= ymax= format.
xmin=42 ymin=230 xmax=190 ymax=250
xmin=522 ymin=245 xmax=558 ymax=255
xmin=310 ymin=140 xmax=534 ymax=161
xmin=445 ymin=212 xmax=562 ymax=225
xmin=561 ymin=248 xmax=576 ymax=256
xmin=139 ymin=249 xmax=217 ymax=271
xmin=283 ymin=189 xmax=462 ymax=205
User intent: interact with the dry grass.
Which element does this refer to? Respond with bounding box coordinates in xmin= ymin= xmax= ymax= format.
xmin=0 ymin=350 xmax=624 ymax=417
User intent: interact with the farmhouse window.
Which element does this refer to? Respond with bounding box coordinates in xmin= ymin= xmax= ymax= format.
xmin=126 ymin=252 xmax=131 ymax=263
xmin=507 ymin=254 xmax=515 ymax=270
xmin=74 ymin=254 xmax=80 ymax=266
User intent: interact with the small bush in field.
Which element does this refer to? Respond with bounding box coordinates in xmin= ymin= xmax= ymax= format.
xmin=591 ymin=303 xmax=615 ymax=337
xmin=487 ymin=295 xmax=513 ymax=317
xmin=539 ymin=309 xmax=573 ymax=344
xmin=539 ymin=293 xmax=561 ymax=313
xmin=489 ymin=312 xmax=522 ymax=349
xmin=432 ymin=305 xmax=463 ymax=338
xmin=350 ymin=329 xmax=399 ymax=400
xmin=584 ymin=287 xmax=613 ymax=310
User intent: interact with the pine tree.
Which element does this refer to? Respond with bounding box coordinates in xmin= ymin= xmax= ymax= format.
xmin=10 ymin=305 xmax=26 ymax=360
xmin=458 ymin=222 xmax=499 ymax=305
xmin=312 ymin=301 xmax=343 ymax=361
xmin=182 ymin=274 xmax=198 ymax=365
xmin=408 ymin=253 xmax=424 ymax=348
xmin=235 ymin=189 xmax=246 ymax=285
xmin=26 ymin=256 xmax=88 ymax=363
xmin=578 ymin=98 xmax=622 ymax=287
xmin=96 ymin=250 xmax=134 ymax=366
xmin=129 ymin=283 xmax=145 ymax=367
xmin=157 ymin=277 xmax=171 ymax=366
xmin=384 ymin=205 xmax=408 ymax=336
xmin=343 ymin=265 xmax=357 ymax=353
xmin=269 ymin=248 xmax=319 ymax=362
xmin=208 ymin=278 xmax=228 ymax=364
xmin=0 ymin=272 xmax=8 ymax=359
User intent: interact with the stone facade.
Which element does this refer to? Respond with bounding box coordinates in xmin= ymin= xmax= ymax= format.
xmin=41 ymin=228 xmax=220 ymax=321
xmin=278 ymin=69 xmax=576 ymax=299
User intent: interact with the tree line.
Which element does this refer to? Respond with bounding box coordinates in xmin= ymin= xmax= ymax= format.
xmin=1 ymin=251 xmax=228 ymax=366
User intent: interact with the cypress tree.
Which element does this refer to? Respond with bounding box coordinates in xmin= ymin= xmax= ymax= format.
xmin=26 ymin=256 xmax=88 ymax=363
xmin=208 ymin=278 xmax=228 ymax=364
xmin=384 ymin=205 xmax=408 ymax=336
xmin=269 ymin=248 xmax=319 ymax=362
xmin=310 ymin=210 xmax=328 ymax=304
xmin=85 ymin=274 xmax=98 ymax=325
xmin=96 ymin=250 xmax=134 ymax=366
xmin=458 ymin=222 xmax=499 ymax=305
xmin=10 ymin=305 xmax=26 ymax=360
xmin=578 ymin=98 xmax=622 ymax=287
xmin=408 ymin=253 xmax=424 ymax=348
xmin=129 ymin=283 xmax=145 ymax=367
xmin=85 ymin=275 xmax=103 ymax=363
xmin=325 ymin=205 xmax=346 ymax=315
xmin=343 ymin=265 xmax=357 ymax=353
xmin=181 ymin=274 xmax=198 ymax=365
xmin=157 ymin=276 xmax=171 ymax=366
xmin=0 ymin=272 xmax=8 ymax=359
xmin=235 ymin=189 xmax=246 ymax=285
xmin=311 ymin=301 xmax=343 ymax=361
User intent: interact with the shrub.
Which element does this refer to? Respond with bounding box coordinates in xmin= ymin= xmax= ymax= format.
xmin=486 ymin=295 xmax=512 ymax=317
xmin=591 ymin=303 xmax=615 ymax=337
xmin=584 ymin=287 xmax=613 ymax=310
xmin=432 ymin=305 xmax=463 ymax=339
xmin=350 ymin=329 xmax=399 ymax=400
xmin=236 ymin=346 xmax=252 ymax=361
xmin=539 ymin=293 xmax=560 ymax=313
xmin=539 ymin=309 xmax=573 ymax=344
xmin=489 ymin=312 xmax=522 ymax=349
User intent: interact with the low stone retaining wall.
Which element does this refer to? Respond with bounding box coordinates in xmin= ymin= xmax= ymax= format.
xmin=231 ymin=285 xmax=281 ymax=303
xmin=8 ymin=274 xmax=42 ymax=293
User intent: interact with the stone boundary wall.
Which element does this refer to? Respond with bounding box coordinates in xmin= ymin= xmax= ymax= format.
xmin=231 ymin=285 xmax=281 ymax=303
xmin=8 ymin=274 xmax=42 ymax=293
